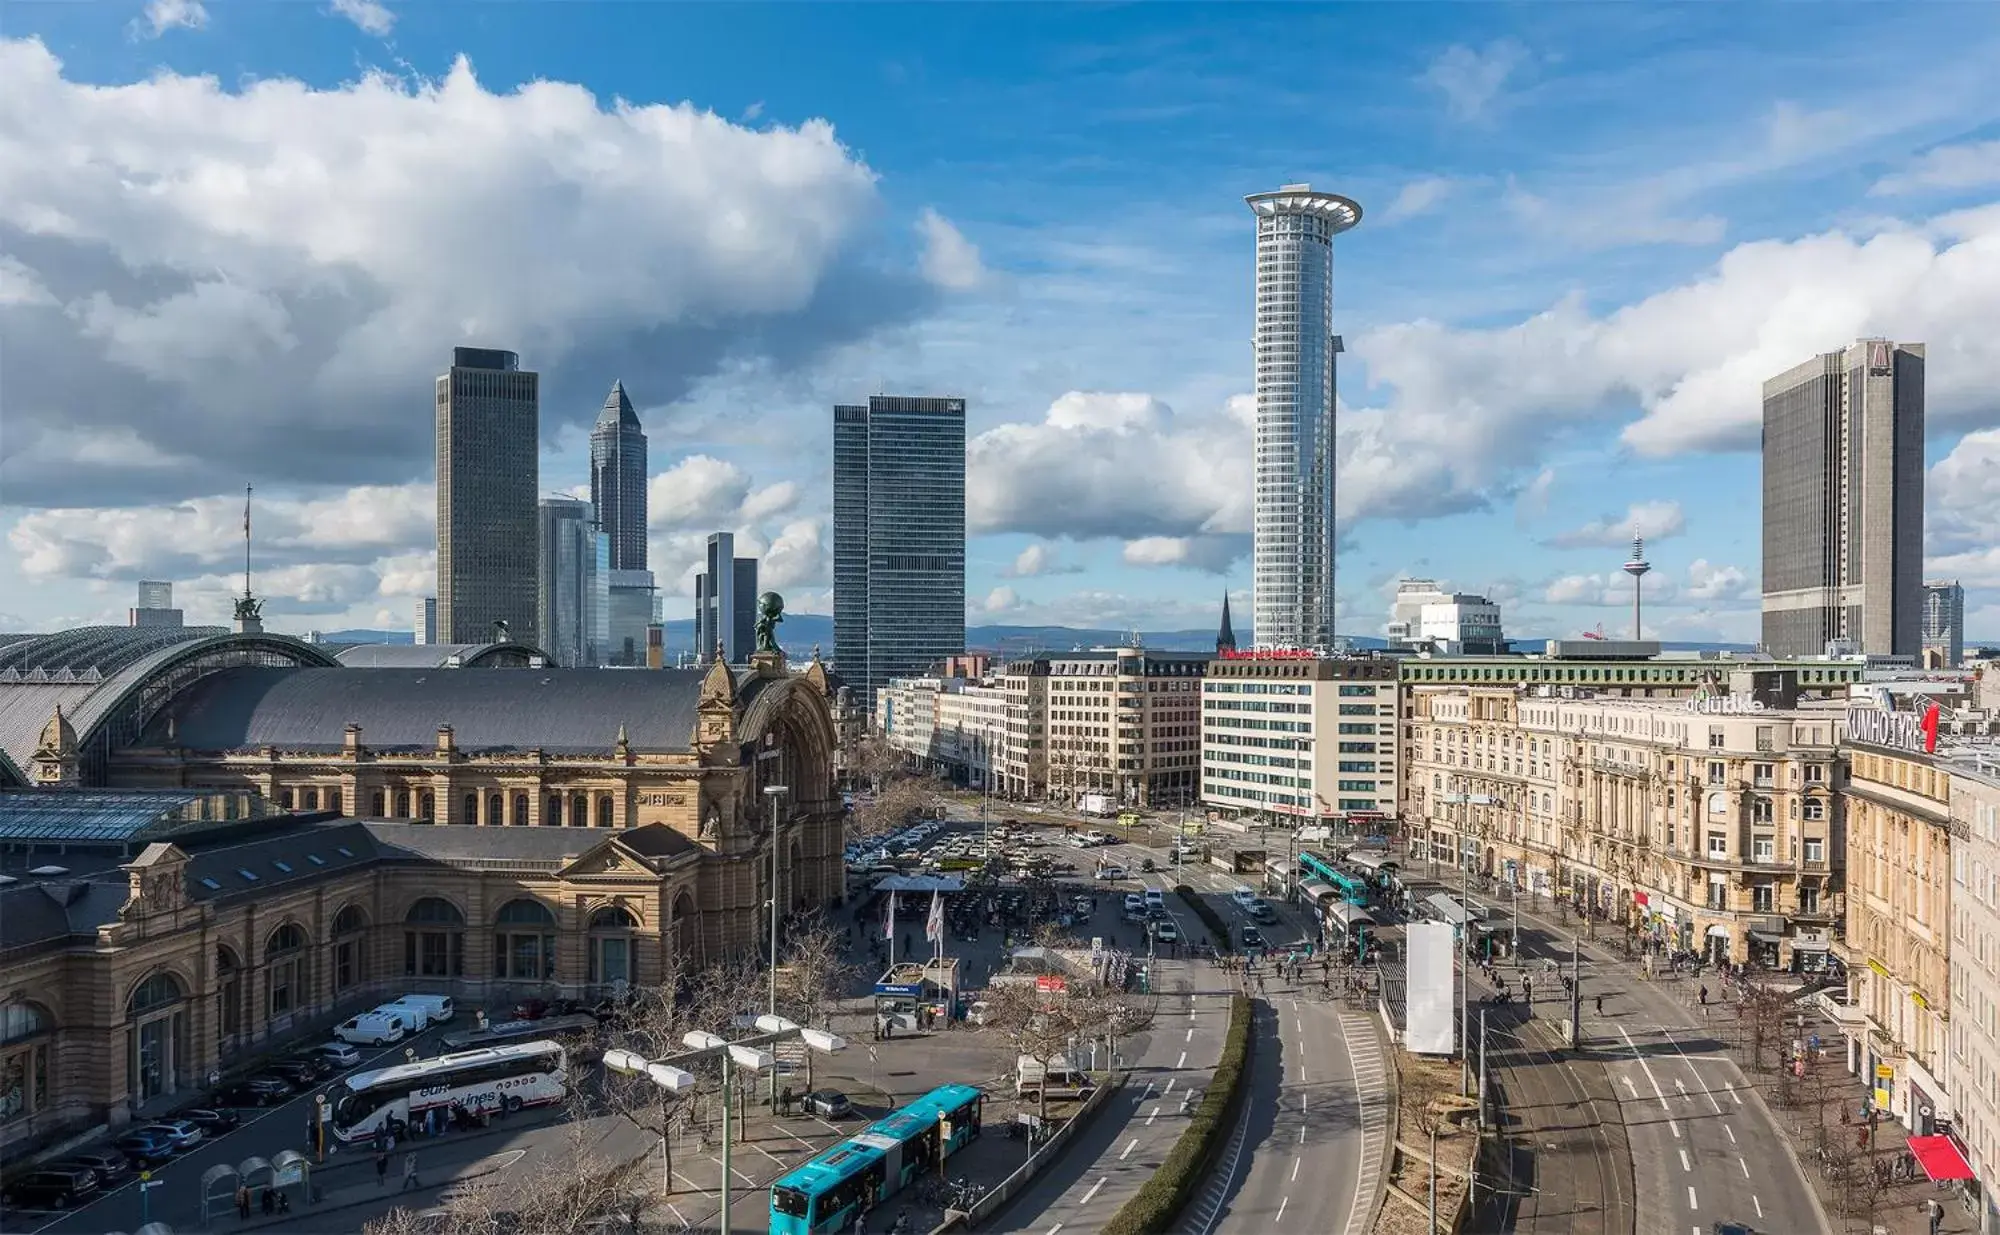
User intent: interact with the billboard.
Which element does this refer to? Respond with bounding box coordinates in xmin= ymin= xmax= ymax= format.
xmin=1405 ymin=921 xmax=1457 ymax=1055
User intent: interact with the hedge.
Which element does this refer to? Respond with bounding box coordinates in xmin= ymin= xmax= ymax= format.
xmin=1175 ymin=884 xmax=1232 ymax=952
xmin=1099 ymin=994 xmax=1254 ymax=1235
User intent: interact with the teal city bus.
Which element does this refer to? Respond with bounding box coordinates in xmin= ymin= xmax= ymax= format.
xmin=769 ymin=1083 xmax=984 ymax=1234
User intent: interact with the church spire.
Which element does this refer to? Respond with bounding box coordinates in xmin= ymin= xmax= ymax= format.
xmin=1216 ymin=592 xmax=1238 ymax=654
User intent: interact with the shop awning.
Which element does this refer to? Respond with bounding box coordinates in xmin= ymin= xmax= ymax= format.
xmin=1750 ymin=931 xmax=1783 ymax=944
xmin=1793 ymin=939 xmax=1831 ymax=952
xmin=1907 ymin=1135 xmax=1975 ymax=1182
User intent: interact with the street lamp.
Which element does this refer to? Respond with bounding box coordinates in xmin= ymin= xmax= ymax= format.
xmin=763 ymin=783 xmax=789 ymax=1109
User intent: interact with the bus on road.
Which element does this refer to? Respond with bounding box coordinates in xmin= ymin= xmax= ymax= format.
xmin=769 ymin=1083 xmax=984 ymax=1234
xmin=327 ymin=1040 xmax=567 ymax=1142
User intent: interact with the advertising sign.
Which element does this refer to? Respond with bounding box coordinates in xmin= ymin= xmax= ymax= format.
xmin=1845 ymin=703 xmax=1942 ymax=755
xmin=1405 ymin=922 xmax=1457 ymax=1055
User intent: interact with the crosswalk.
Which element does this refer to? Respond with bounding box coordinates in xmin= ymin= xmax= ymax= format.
xmin=1340 ymin=1013 xmax=1391 ymax=1235
xmin=1178 ymin=1091 xmax=1254 ymax=1235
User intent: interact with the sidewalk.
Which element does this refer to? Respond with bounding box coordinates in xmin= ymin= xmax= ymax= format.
xmin=235 ymin=1145 xmax=523 ymax=1231
xmin=1500 ymin=893 xmax=1973 ymax=1235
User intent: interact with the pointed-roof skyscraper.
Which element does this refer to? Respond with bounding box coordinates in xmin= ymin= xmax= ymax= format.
xmin=1216 ymin=592 xmax=1238 ymax=654
xmin=590 ymin=380 xmax=648 ymax=571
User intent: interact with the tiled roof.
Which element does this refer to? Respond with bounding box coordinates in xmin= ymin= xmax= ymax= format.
xmin=155 ymin=666 xmax=708 ymax=753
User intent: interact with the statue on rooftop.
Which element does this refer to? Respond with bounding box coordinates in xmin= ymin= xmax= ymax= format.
xmin=755 ymin=591 xmax=785 ymax=654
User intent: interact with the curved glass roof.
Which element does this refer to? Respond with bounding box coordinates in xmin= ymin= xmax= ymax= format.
xmin=0 ymin=626 xmax=228 ymax=681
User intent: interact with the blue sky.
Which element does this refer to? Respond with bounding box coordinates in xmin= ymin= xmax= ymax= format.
xmin=3 ymin=2 xmax=1999 ymax=645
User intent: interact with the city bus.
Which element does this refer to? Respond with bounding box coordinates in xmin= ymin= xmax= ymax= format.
xmin=326 ymin=1040 xmax=567 ymax=1142
xmin=441 ymin=1012 xmax=601 ymax=1053
xmin=769 ymin=1083 xmax=984 ymax=1234
xmin=1299 ymin=851 xmax=1369 ymax=905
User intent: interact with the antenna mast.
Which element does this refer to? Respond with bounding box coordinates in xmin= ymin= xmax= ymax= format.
xmin=243 ymin=483 xmax=254 ymax=602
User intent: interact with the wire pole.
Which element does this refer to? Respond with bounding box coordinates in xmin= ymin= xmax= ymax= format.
xmin=1478 ymin=1007 xmax=1488 ymax=1130
xmin=1568 ymin=935 xmax=1582 ymax=1050
xmin=1428 ymin=1124 xmax=1439 ymax=1235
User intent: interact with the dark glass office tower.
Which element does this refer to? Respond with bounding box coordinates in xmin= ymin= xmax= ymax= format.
xmin=590 ymin=380 xmax=649 ymax=572
xmin=833 ymin=396 xmax=967 ymax=709
xmin=436 ymin=347 xmax=539 ymax=645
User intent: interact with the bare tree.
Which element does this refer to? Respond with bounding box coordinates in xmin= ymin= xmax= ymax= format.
xmin=981 ymin=981 xmax=1083 ymax=1123
xmin=845 ymin=734 xmax=906 ymax=792
xmin=1733 ymin=977 xmax=1791 ymax=1074
xmin=775 ymin=912 xmax=862 ymax=1092
xmin=852 ymin=777 xmax=938 ymax=840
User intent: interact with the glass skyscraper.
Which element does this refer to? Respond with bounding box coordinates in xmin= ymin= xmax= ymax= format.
xmin=537 ymin=496 xmax=608 ymax=667
xmin=589 ymin=380 xmax=648 ymax=572
xmin=833 ymin=396 xmax=967 ymax=708
xmin=436 ymin=347 xmax=539 ymax=645
xmin=1245 ymin=185 xmax=1360 ymax=651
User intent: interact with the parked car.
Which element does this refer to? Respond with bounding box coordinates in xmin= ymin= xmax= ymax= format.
xmin=48 ymin=1149 xmax=131 ymax=1189
xmin=803 ymin=1090 xmax=853 ymax=1118
xmin=334 ymin=1010 xmax=409 ymax=1046
xmin=115 ymin=1128 xmax=180 ymax=1167
xmin=1095 ymin=865 xmax=1126 ymax=881
xmin=212 ymin=1075 xmax=294 ymax=1106
xmin=5 ymin=1166 xmax=99 ymax=1210
xmin=268 ymin=1058 xmax=323 ymax=1087
xmin=1153 ymin=921 xmax=1181 ymax=943
xmin=313 ymin=1040 xmax=363 ymax=1069
xmin=179 ymin=1106 xmax=242 ymax=1135
xmin=140 ymin=1118 xmax=206 ymax=1151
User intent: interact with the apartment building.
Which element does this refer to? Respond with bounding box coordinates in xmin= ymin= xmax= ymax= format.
xmin=873 ymin=674 xmax=1010 ymax=790
xmin=1200 ymin=652 xmax=1399 ymax=826
xmin=1041 ymin=648 xmax=1206 ymax=808
xmin=1842 ymin=727 xmax=1954 ymax=1135
xmin=1403 ymin=670 xmax=1843 ymax=969
xmin=1946 ymin=755 xmax=2000 ymax=1225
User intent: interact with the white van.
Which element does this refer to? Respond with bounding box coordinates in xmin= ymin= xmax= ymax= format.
xmin=334 ymin=1010 xmax=409 ymax=1046
xmin=1143 ymin=888 xmax=1166 ymax=911
xmin=1015 ymin=1054 xmax=1093 ymax=1101
xmin=386 ymin=994 xmax=455 ymax=1025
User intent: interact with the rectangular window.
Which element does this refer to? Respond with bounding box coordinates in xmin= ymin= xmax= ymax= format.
xmin=1752 ymin=762 xmax=1774 ymax=786
xmin=1338 ymin=684 xmax=1375 ymax=696
xmin=1803 ymin=798 xmax=1826 ymax=821
xmin=1804 ymin=838 xmax=1825 ymax=864
xmin=1799 ymin=886 xmax=1820 ymax=914
xmin=1753 ymin=836 xmax=1775 ymax=862
xmin=1708 ymin=761 xmax=1726 ymax=786
xmin=1752 ymin=884 xmax=1775 ymax=912
xmin=1706 ymin=832 xmax=1727 ymax=858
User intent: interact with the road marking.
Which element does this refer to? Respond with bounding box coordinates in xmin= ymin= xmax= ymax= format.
xmin=1142 ymin=1082 xmax=1157 ymax=1100
xmin=755 ymin=1145 xmax=786 ymax=1165
xmin=1147 ymin=1105 xmax=1160 ymax=1125
xmin=1164 ymin=1078 xmax=1177 ymax=1095
xmin=1177 ymin=1050 xmax=1188 ymax=1068
xmin=1618 ymin=1026 xmax=1673 ymax=1114
xmin=1724 ymin=1124 xmax=1737 ymax=1144
xmin=1671 ymin=1119 xmax=1682 ymax=1138
xmin=1082 ymin=1176 xmax=1107 ymax=1204
xmin=708 ymin=1156 xmax=758 ymax=1185
xmin=1622 ymin=1076 xmax=1639 ymax=1097
xmin=1752 ymin=1194 xmax=1764 ymax=1218
xmin=667 ymin=1203 xmax=688 ymax=1226
xmin=1291 ymin=1157 xmax=1301 ymax=1181
xmin=1187 ymin=1027 xmax=1194 ymax=1042
xmin=1046 ymin=1225 xmax=1064 ymax=1235
xmin=1121 ymin=1138 xmax=1138 ymax=1160
xmin=672 ymin=1172 xmax=711 ymax=1196
xmin=1276 ymin=1195 xmax=1289 ymax=1222
xmin=1300 ymin=1064 xmax=1309 ymax=1081
xmin=1298 ymin=1126 xmax=1305 ymax=1143
xmin=1679 ymin=1148 xmax=1691 ymax=1172
xmin=1675 ymin=1078 xmax=1689 ymax=1098
xmin=1662 ymin=1028 xmax=1728 ymax=1115
xmin=1739 ymin=1156 xmax=1751 ymax=1177
xmin=1687 ymin=1186 xmax=1698 ymax=1209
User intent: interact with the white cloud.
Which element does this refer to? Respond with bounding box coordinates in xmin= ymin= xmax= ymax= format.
xmin=648 ymin=456 xmax=752 ymax=532
xmin=758 ymin=519 xmax=828 ymax=590
xmin=1872 ymin=140 xmax=2000 ymax=196
xmin=1514 ymin=467 xmax=1555 ymax=526
xmin=135 ymin=0 xmax=207 ymax=37
xmin=1382 ymin=176 xmax=1456 ymax=223
xmin=741 ymin=100 xmax=765 ymax=122
xmin=1928 ymin=429 xmax=2000 ymax=554
xmin=968 ymin=392 xmax=1251 ymax=540
xmin=328 ymin=0 xmax=395 ymax=35
xmin=1419 ymin=40 xmax=1528 ymax=122
xmin=1683 ymin=559 xmax=1754 ymax=602
xmin=1120 ymin=535 xmax=1246 ymax=574
xmin=977 ymin=586 xmax=1021 ymax=616
xmin=1546 ymin=500 xmax=1686 ymax=549
xmin=1002 ymin=543 xmax=1080 ymax=578
xmin=916 ymin=207 xmax=986 ymax=291
xmin=0 ymin=39 xmax=909 ymax=507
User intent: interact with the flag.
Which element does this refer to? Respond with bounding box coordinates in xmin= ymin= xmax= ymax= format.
xmin=884 ymin=891 xmax=897 ymax=940
xmin=925 ymin=890 xmax=944 ymax=944
xmin=243 ymin=486 xmax=252 ymax=536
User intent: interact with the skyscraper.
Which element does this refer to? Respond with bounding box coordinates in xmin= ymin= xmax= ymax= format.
xmin=833 ymin=395 xmax=967 ymax=707
xmin=129 ymin=581 xmax=183 ymax=629
xmin=414 ymin=597 xmax=437 ymax=645
xmin=1923 ymin=580 xmax=1966 ymax=668
xmin=693 ymin=532 xmax=759 ymax=664
xmin=590 ymin=380 xmax=648 ymax=571
xmin=1246 ymin=185 xmax=1360 ymax=650
xmin=437 ymin=347 xmax=540 ymax=645
xmin=1760 ymin=339 xmax=1925 ymax=658
xmin=537 ymin=496 xmax=609 ymax=667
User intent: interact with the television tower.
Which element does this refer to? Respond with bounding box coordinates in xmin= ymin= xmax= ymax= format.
xmin=1622 ymin=535 xmax=1651 ymax=640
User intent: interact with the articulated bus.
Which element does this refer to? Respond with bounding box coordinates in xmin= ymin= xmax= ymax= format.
xmin=1299 ymin=851 xmax=1369 ymax=905
xmin=327 ymin=1040 xmax=567 ymax=1142
xmin=770 ymin=1083 xmax=984 ymax=1234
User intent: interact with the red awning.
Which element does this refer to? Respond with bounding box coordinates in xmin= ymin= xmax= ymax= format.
xmin=1908 ymin=1135 xmax=1975 ymax=1182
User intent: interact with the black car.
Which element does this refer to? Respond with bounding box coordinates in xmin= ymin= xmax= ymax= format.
xmin=269 ymin=1058 xmax=322 ymax=1086
xmin=213 ymin=1075 xmax=294 ymax=1106
xmin=49 ymin=1148 xmax=132 ymax=1188
xmin=180 ymin=1106 xmax=243 ymax=1134
xmin=1241 ymin=926 xmax=1265 ymax=950
xmin=285 ymin=1053 xmax=337 ymax=1080
xmin=5 ymin=1166 xmax=99 ymax=1210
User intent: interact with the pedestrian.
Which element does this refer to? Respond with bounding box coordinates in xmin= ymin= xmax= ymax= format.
xmin=1594 ymin=993 xmax=1604 ymax=1016
xmin=375 ymin=1147 xmax=389 ymax=1187
xmin=1698 ymin=984 xmax=1709 ymax=1006
xmin=261 ymin=1186 xmax=276 ymax=1216
xmin=236 ymin=1182 xmax=252 ymax=1219
xmin=403 ymin=1151 xmax=420 ymax=1190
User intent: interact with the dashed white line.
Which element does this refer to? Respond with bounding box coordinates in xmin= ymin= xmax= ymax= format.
xmin=1679 ymin=1148 xmax=1692 ymax=1172
xmin=1046 ymin=1224 xmax=1065 ymax=1235
xmin=1120 ymin=1138 xmax=1138 ymax=1160
xmin=1147 ymin=1105 xmax=1161 ymax=1126
xmin=1687 ymin=1186 xmax=1698 ymax=1210
xmin=1186 ymin=1027 xmax=1194 ymax=1042
xmin=1081 ymin=1176 xmax=1107 ymax=1204
xmin=1724 ymin=1124 xmax=1737 ymax=1144
xmin=1177 ymin=1050 xmax=1188 ymax=1068
xmin=1164 ymin=1078 xmax=1176 ymax=1095
xmin=1291 ymin=1157 xmax=1301 ymax=1181
xmin=1752 ymin=1194 xmax=1764 ymax=1218
xmin=1276 ymin=1196 xmax=1289 ymax=1222
xmin=1738 ymin=1157 xmax=1750 ymax=1178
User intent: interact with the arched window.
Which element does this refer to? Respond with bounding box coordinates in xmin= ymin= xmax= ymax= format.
xmin=332 ymin=906 xmax=367 ymax=992
xmin=512 ymin=793 xmax=529 ymax=826
xmin=596 ymin=795 xmax=615 ymax=828
xmin=462 ymin=793 xmax=478 ymax=824
xmin=419 ymin=791 xmax=435 ymax=819
xmin=280 ymin=788 xmax=295 ymax=809
xmin=570 ymin=791 xmax=587 ymax=828
xmin=494 ymin=899 xmax=557 ymax=981
xmin=126 ymin=971 xmax=188 ymax=1104
xmin=404 ymin=898 xmax=466 ymax=978
xmin=588 ymin=906 xmax=637 ymax=988
xmin=128 ymin=971 xmax=185 ymax=1016
xmin=216 ymin=946 xmax=243 ymax=1050
xmin=266 ymin=924 xmax=309 ymax=1021
xmin=303 ymin=788 xmax=320 ymax=811
xmin=488 ymin=793 xmax=504 ymax=826
xmin=1 ymin=1002 xmax=54 ymax=1127
xmin=325 ymin=788 xmax=343 ymax=815
xmin=394 ymin=790 xmax=411 ymax=818
xmin=546 ymin=795 xmax=563 ymax=827
xmin=371 ymin=790 xmax=387 ymax=817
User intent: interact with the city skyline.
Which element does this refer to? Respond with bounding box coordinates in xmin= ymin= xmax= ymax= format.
xmin=3 ymin=7 xmax=2000 ymax=646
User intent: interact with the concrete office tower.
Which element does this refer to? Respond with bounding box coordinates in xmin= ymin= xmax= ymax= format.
xmin=437 ymin=347 xmax=540 ymax=645
xmin=1246 ymin=184 xmax=1360 ymax=651
xmin=1761 ymin=339 xmax=1925 ymax=658
xmin=414 ymin=597 xmax=438 ymax=645
xmin=537 ymin=497 xmax=609 ymax=667
xmin=129 ymin=580 xmax=183 ymax=629
xmin=590 ymin=380 xmax=648 ymax=571
xmin=1924 ymin=580 xmax=1966 ymax=668
xmin=693 ymin=532 xmax=759 ymax=664
xmin=833 ymin=395 xmax=967 ymax=708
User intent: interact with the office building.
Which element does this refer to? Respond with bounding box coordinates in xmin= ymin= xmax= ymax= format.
xmin=832 ymin=395 xmax=967 ymax=707
xmin=1246 ymin=184 xmax=1361 ymax=651
xmin=1947 ymin=754 xmax=2000 ymax=1227
xmin=1200 ymin=652 xmax=1399 ymax=826
xmin=436 ymin=347 xmax=540 ymax=645
xmin=128 ymin=581 xmax=183 ymax=629
xmin=1925 ymin=580 xmax=1967 ymax=669
xmin=875 ymin=672 xmax=1011 ymax=791
xmin=537 ymin=496 xmax=609 ymax=668
xmin=1761 ymin=339 xmax=1926 ymax=658
xmin=694 ymin=532 xmax=758 ymax=664
xmin=589 ymin=380 xmax=648 ymax=572
xmin=414 ymin=597 xmax=437 ymax=646
xmin=606 ymin=571 xmax=656 ymax=667
xmin=1386 ymin=579 xmax=1505 ymax=654
xmin=1034 ymin=647 xmax=1205 ymax=808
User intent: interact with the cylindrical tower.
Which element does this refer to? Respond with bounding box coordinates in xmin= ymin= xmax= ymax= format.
xmin=1623 ymin=535 xmax=1652 ymax=640
xmin=1246 ymin=184 xmax=1360 ymax=650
